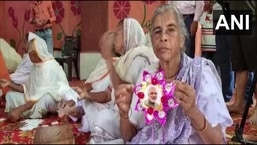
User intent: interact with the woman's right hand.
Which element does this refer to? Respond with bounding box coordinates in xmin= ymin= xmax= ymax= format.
xmin=99 ymin=31 xmax=115 ymax=60
xmin=115 ymin=84 xmax=134 ymax=118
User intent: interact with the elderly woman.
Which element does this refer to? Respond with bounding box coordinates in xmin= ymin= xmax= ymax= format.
xmin=114 ymin=4 xmax=233 ymax=144
xmin=0 ymin=32 xmax=69 ymax=122
xmin=56 ymin=32 xmax=120 ymax=132
xmin=86 ymin=17 xmax=158 ymax=143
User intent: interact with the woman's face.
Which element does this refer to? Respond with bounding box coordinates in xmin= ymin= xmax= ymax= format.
xmin=28 ymin=41 xmax=42 ymax=63
xmin=114 ymin=25 xmax=124 ymax=55
xmin=151 ymin=11 xmax=184 ymax=62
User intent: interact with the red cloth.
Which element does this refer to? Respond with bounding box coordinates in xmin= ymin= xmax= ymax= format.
xmin=0 ymin=51 xmax=11 ymax=96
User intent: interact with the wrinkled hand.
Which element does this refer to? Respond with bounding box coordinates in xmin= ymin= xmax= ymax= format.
xmin=174 ymin=81 xmax=197 ymax=117
xmin=190 ymin=21 xmax=198 ymax=36
xmin=57 ymin=99 xmax=76 ymax=118
xmin=81 ymin=83 xmax=93 ymax=92
xmin=0 ymin=79 xmax=10 ymax=88
xmin=99 ymin=31 xmax=115 ymax=60
xmin=72 ymin=87 xmax=90 ymax=100
xmin=114 ymin=84 xmax=134 ymax=117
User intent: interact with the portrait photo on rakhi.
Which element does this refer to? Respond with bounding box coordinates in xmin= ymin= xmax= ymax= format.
xmin=134 ymin=69 xmax=178 ymax=125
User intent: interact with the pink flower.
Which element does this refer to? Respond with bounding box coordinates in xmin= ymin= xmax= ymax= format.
xmin=113 ymin=1 xmax=131 ymax=20
xmin=24 ymin=9 xmax=31 ymax=22
xmin=142 ymin=0 xmax=156 ymax=5
xmin=52 ymin=1 xmax=65 ymax=24
xmin=8 ymin=7 xmax=18 ymax=28
xmin=71 ymin=1 xmax=81 ymax=16
xmin=8 ymin=7 xmax=15 ymax=18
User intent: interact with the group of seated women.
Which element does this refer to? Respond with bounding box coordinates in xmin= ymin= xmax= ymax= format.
xmin=0 ymin=4 xmax=233 ymax=144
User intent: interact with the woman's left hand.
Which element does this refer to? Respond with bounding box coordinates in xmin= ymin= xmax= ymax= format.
xmin=174 ymin=80 xmax=197 ymax=117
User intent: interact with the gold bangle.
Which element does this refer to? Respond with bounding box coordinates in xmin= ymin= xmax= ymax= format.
xmin=195 ymin=116 xmax=207 ymax=132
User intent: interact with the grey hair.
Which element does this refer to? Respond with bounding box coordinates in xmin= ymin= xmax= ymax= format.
xmin=150 ymin=4 xmax=189 ymax=52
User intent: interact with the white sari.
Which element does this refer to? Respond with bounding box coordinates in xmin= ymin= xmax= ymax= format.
xmin=89 ymin=18 xmax=158 ymax=144
xmin=78 ymin=57 xmax=119 ymax=133
xmin=5 ymin=32 xmax=69 ymax=118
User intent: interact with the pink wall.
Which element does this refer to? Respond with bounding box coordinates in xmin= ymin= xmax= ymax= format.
xmin=0 ymin=2 xmax=5 ymax=37
xmin=108 ymin=1 xmax=162 ymax=33
xmin=0 ymin=1 xmax=81 ymax=55
xmin=1 ymin=1 xmax=164 ymax=54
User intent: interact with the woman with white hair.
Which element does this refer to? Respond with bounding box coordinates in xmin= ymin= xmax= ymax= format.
xmin=114 ymin=4 xmax=233 ymax=144
xmin=0 ymin=32 xmax=69 ymax=122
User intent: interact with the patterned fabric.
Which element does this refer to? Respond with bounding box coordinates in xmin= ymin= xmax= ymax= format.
xmin=129 ymin=54 xmax=200 ymax=144
xmin=129 ymin=53 xmax=232 ymax=144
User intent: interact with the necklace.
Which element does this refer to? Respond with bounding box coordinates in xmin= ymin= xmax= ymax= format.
xmin=164 ymin=73 xmax=177 ymax=79
xmin=158 ymin=65 xmax=178 ymax=79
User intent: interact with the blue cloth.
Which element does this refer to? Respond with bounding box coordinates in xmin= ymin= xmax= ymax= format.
xmin=35 ymin=28 xmax=53 ymax=54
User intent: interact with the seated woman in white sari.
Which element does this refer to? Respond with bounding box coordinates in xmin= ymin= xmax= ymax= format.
xmin=56 ymin=34 xmax=120 ymax=133
xmin=10 ymin=33 xmax=33 ymax=85
xmin=0 ymin=32 xmax=70 ymax=122
xmin=87 ymin=17 xmax=158 ymax=143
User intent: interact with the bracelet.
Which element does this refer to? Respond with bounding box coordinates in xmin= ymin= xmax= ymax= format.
xmin=195 ymin=116 xmax=207 ymax=132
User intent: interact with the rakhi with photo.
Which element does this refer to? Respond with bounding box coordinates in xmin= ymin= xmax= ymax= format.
xmin=134 ymin=70 xmax=178 ymax=125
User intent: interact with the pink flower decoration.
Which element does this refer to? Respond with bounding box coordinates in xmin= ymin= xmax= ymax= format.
xmin=134 ymin=70 xmax=178 ymax=125
xmin=142 ymin=0 xmax=156 ymax=5
xmin=24 ymin=9 xmax=31 ymax=22
xmin=113 ymin=1 xmax=130 ymax=20
xmin=71 ymin=1 xmax=81 ymax=16
xmin=8 ymin=7 xmax=15 ymax=18
xmin=8 ymin=7 xmax=18 ymax=28
xmin=52 ymin=1 xmax=65 ymax=24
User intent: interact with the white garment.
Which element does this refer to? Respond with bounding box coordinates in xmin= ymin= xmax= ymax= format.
xmin=0 ymin=38 xmax=22 ymax=72
xmin=10 ymin=53 xmax=33 ymax=85
xmin=115 ymin=18 xmax=158 ymax=84
xmin=145 ymin=33 xmax=152 ymax=48
xmin=23 ymin=32 xmax=67 ymax=102
xmin=85 ymin=58 xmax=118 ymax=91
xmin=128 ymin=58 xmax=233 ymax=143
xmin=89 ymin=17 xmax=158 ymax=143
xmin=91 ymin=56 xmax=151 ymax=143
xmin=60 ymin=57 xmax=117 ymax=132
xmin=169 ymin=1 xmax=204 ymax=21
xmin=5 ymin=32 xmax=69 ymax=118
xmin=5 ymin=91 xmax=57 ymax=118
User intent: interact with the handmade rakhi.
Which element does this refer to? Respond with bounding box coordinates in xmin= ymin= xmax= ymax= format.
xmin=134 ymin=70 xmax=178 ymax=125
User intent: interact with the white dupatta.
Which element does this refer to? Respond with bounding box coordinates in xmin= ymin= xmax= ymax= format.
xmin=23 ymin=32 xmax=69 ymax=102
xmin=115 ymin=18 xmax=158 ymax=84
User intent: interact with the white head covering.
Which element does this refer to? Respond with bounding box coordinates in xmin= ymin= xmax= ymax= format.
xmin=123 ymin=18 xmax=146 ymax=52
xmin=115 ymin=18 xmax=158 ymax=84
xmin=28 ymin=32 xmax=53 ymax=61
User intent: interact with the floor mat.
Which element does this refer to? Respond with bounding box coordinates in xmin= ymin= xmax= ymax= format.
xmin=0 ymin=79 xmax=256 ymax=144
